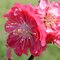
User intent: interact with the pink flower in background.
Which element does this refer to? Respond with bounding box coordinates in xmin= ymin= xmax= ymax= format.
xmin=38 ymin=0 xmax=60 ymax=47
xmin=4 ymin=3 xmax=46 ymax=57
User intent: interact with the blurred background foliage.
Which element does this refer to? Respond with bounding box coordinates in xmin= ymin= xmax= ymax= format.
xmin=0 ymin=0 xmax=60 ymax=60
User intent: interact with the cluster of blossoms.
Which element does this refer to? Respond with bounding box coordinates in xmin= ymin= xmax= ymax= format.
xmin=4 ymin=0 xmax=60 ymax=60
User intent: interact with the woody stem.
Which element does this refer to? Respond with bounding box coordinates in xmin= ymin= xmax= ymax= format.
xmin=38 ymin=0 xmax=40 ymax=5
xmin=28 ymin=55 xmax=34 ymax=60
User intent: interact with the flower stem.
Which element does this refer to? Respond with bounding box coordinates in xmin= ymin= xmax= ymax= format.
xmin=28 ymin=55 xmax=34 ymax=60
xmin=38 ymin=0 xmax=40 ymax=5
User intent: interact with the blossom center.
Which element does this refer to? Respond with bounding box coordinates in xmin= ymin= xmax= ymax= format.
xmin=13 ymin=23 xmax=35 ymax=39
xmin=43 ymin=14 xmax=56 ymax=28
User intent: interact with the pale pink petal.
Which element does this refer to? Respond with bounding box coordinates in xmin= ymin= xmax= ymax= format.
xmin=39 ymin=0 xmax=49 ymax=10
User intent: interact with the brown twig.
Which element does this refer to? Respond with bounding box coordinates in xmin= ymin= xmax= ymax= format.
xmin=28 ymin=55 xmax=34 ymax=60
xmin=38 ymin=0 xmax=40 ymax=5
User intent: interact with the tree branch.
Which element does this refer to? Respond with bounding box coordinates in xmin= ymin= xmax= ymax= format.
xmin=38 ymin=0 xmax=40 ymax=5
xmin=28 ymin=55 xmax=34 ymax=60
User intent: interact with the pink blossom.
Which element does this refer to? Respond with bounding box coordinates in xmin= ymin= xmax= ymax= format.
xmin=4 ymin=3 xmax=46 ymax=57
xmin=38 ymin=0 xmax=60 ymax=47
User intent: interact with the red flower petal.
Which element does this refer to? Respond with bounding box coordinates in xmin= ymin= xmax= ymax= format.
xmin=5 ymin=20 xmax=21 ymax=32
xmin=14 ymin=42 xmax=22 ymax=56
xmin=6 ymin=47 xmax=12 ymax=60
xmin=14 ymin=38 xmax=28 ymax=56
xmin=7 ymin=32 xmax=20 ymax=48
xmin=29 ymin=40 xmax=46 ymax=56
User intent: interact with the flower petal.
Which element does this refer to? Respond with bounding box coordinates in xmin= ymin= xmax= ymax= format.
xmin=14 ymin=37 xmax=28 ymax=56
xmin=14 ymin=42 xmax=22 ymax=56
xmin=54 ymin=32 xmax=60 ymax=47
xmin=39 ymin=0 xmax=49 ymax=10
xmin=7 ymin=32 xmax=20 ymax=48
xmin=5 ymin=20 xmax=21 ymax=32
xmin=6 ymin=47 xmax=12 ymax=60
xmin=30 ymin=40 xmax=46 ymax=56
xmin=48 ymin=2 xmax=60 ymax=17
